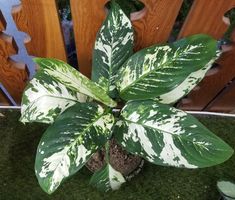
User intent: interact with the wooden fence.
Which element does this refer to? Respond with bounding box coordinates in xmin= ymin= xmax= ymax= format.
xmin=0 ymin=0 xmax=235 ymax=113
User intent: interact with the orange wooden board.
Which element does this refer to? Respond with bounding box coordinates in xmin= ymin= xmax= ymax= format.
xmin=0 ymin=35 xmax=27 ymax=104
xmin=179 ymin=0 xmax=235 ymax=39
xmin=0 ymin=0 xmax=67 ymax=104
xmin=134 ymin=0 xmax=183 ymax=50
xmin=206 ymin=81 xmax=235 ymax=113
xmin=14 ymin=0 xmax=67 ymax=60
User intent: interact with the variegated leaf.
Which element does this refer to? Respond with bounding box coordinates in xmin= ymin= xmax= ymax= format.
xmin=35 ymin=102 xmax=115 ymax=194
xmin=92 ymin=1 xmax=134 ymax=97
xmin=90 ymin=163 xmax=125 ymax=192
xmin=20 ymin=73 xmax=87 ymax=124
xmin=217 ymin=181 xmax=235 ymax=199
xmin=155 ymin=56 xmax=218 ymax=104
xmin=116 ymin=34 xmax=217 ymax=101
xmin=34 ymin=58 xmax=117 ymax=107
xmin=114 ymin=100 xmax=233 ymax=168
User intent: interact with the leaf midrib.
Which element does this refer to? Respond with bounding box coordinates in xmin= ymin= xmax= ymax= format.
xmin=40 ymin=110 xmax=109 ymax=185
xmin=119 ymin=44 xmax=205 ymax=95
xmin=43 ymin=67 xmax=110 ymax=104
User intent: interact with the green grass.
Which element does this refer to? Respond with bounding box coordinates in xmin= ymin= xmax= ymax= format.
xmin=0 ymin=110 xmax=235 ymax=200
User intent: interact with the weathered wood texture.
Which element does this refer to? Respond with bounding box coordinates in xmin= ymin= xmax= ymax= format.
xmin=70 ymin=0 xmax=108 ymax=77
xmin=71 ymin=0 xmax=183 ymax=77
xmin=207 ymin=80 xmax=235 ymax=113
xmin=0 ymin=90 xmax=8 ymax=106
xmin=0 ymin=34 xmax=28 ymax=105
xmin=178 ymin=0 xmax=235 ymax=111
xmin=0 ymin=0 xmax=66 ymax=105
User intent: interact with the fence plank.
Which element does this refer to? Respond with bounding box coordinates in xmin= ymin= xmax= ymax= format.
xmin=134 ymin=0 xmax=183 ymax=50
xmin=206 ymin=81 xmax=235 ymax=113
xmin=179 ymin=0 xmax=235 ymax=39
xmin=0 ymin=0 xmax=66 ymax=104
xmin=0 ymin=34 xmax=27 ymax=104
xmin=70 ymin=0 xmax=108 ymax=77
xmin=71 ymin=0 xmax=183 ymax=77
xmin=178 ymin=0 xmax=235 ymax=111
xmin=13 ymin=0 xmax=67 ymax=60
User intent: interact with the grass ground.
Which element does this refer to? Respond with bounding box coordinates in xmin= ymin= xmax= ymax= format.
xmin=0 ymin=109 xmax=235 ymax=200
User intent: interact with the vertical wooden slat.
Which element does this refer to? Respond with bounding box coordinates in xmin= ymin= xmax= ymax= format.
xmin=70 ymin=0 xmax=108 ymax=77
xmin=14 ymin=0 xmax=67 ymax=60
xmin=134 ymin=0 xmax=183 ymax=50
xmin=206 ymin=81 xmax=235 ymax=113
xmin=0 ymin=35 xmax=27 ymax=104
xmin=178 ymin=0 xmax=235 ymax=111
xmin=71 ymin=0 xmax=183 ymax=77
xmin=179 ymin=0 xmax=235 ymax=39
xmin=0 ymin=0 xmax=67 ymax=104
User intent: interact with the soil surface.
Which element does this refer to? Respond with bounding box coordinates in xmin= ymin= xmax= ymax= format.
xmin=86 ymin=139 xmax=143 ymax=177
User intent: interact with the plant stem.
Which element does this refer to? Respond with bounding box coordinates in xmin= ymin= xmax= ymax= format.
xmin=105 ymin=141 xmax=110 ymax=164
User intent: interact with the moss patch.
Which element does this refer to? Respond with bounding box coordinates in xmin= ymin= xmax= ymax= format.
xmin=0 ymin=110 xmax=235 ymax=200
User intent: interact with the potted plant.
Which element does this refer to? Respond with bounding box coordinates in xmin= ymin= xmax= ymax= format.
xmin=20 ymin=1 xmax=234 ymax=194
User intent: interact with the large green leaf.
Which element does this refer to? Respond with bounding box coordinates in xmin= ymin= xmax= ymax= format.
xmin=20 ymin=73 xmax=87 ymax=124
xmin=35 ymin=58 xmax=116 ymax=107
xmin=35 ymin=102 xmax=115 ymax=194
xmin=155 ymin=57 xmax=218 ymax=104
xmin=90 ymin=163 xmax=125 ymax=192
xmin=116 ymin=34 xmax=217 ymax=101
xmin=114 ymin=100 xmax=233 ymax=168
xmin=92 ymin=1 xmax=133 ymax=97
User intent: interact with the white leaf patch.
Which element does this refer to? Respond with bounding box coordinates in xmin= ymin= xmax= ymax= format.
xmin=125 ymin=123 xmax=157 ymax=162
xmin=39 ymin=147 xmax=70 ymax=193
xmin=160 ymin=134 xmax=197 ymax=168
xmin=21 ymin=77 xmax=86 ymax=124
xmin=108 ymin=164 xmax=126 ymax=190
xmin=75 ymin=144 xmax=92 ymax=166
xmin=90 ymin=163 xmax=126 ymax=192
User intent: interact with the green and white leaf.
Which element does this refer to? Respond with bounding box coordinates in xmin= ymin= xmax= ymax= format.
xmin=114 ymin=100 xmax=233 ymax=168
xmin=90 ymin=163 xmax=125 ymax=192
xmin=116 ymin=34 xmax=217 ymax=101
xmin=34 ymin=58 xmax=117 ymax=107
xmin=217 ymin=181 xmax=235 ymax=200
xmin=35 ymin=102 xmax=115 ymax=194
xmin=155 ymin=56 xmax=218 ymax=104
xmin=92 ymin=1 xmax=133 ymax=97
xmin=20 ymin=72 xmax=87 ymax=124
